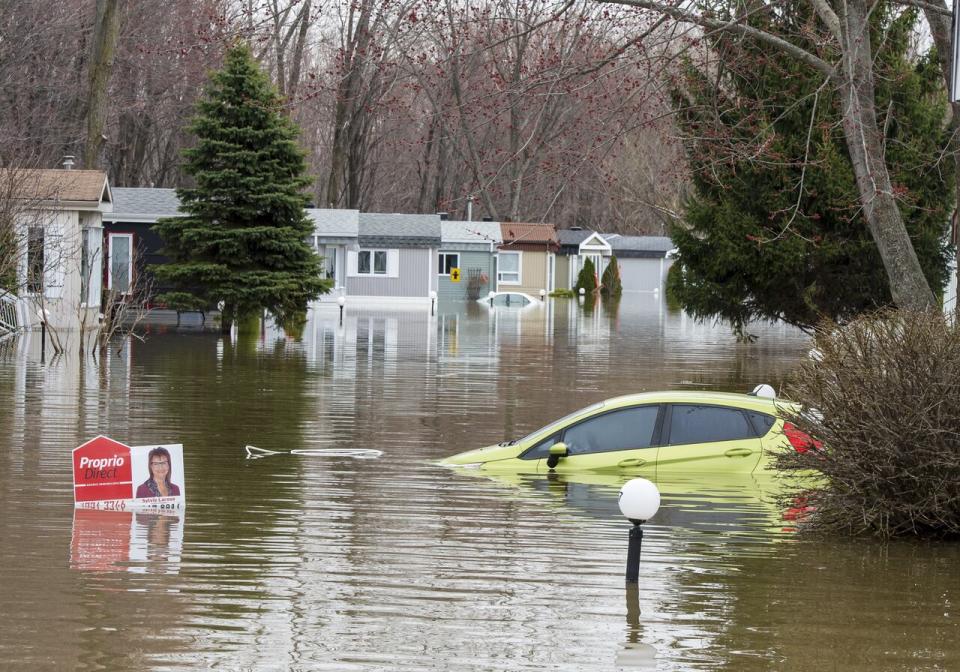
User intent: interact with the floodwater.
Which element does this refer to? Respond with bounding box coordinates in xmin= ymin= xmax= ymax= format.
xmin=0 ymin=296 xmax=957 ymax=671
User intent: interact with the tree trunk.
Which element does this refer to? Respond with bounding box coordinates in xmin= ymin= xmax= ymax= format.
xmin=325 ymin=1 xmax=372 ymax=208
xmin=920 ymin=2 xmax=960 ymax=312
xmin=286 ymin=0 xmax=311 ymax=101
xmin=221 ymin=306 xmax=233 ymax=334
xmin=838 ymin=0 xmax=936 ymax=310
xmin=82 ymin=0 xmax=121 ymax=169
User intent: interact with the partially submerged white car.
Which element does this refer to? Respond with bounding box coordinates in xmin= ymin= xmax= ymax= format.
xmin=478 ymin=291 xmax=543 ymax=308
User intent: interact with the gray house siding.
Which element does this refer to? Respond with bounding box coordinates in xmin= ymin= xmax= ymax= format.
xmin=438 ymin=249 xmax=496 ymax=301
xmin=347 ymin=247 xmax=433 ymax=297
xmin=620 ymin=257 xmax=673 ymax=293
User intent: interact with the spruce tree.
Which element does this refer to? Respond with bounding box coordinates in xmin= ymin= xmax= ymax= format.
xmin=600 ymin=256 xmax=622 ymax=298
xmin=152 ymin=43 xmax=329 ymax=331
xmin=668 ymin=5 xmax=952 ymax=335
xmin=574 ymin=257 xmax=598 ymax=294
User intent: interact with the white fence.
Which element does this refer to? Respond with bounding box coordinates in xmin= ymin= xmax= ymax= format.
xmin=0 ymin=292 xmax=21 ymax=336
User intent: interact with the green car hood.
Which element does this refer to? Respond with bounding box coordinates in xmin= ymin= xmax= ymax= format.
xmin=440 ymin=443 xmax=525 ymax=466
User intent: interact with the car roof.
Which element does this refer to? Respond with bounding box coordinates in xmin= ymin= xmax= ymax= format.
xmin=601 ymin=390 xmax=790 ymax=413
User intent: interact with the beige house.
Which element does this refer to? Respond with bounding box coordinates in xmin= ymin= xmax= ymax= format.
xmin=496 ymin=223 xmax=559 ymax=295
xmin=2 ymin=167 xmax=112 ymax=332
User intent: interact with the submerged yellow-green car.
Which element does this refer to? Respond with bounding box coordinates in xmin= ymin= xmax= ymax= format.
xmin=442 ymin=389 xmax=814 ymax=474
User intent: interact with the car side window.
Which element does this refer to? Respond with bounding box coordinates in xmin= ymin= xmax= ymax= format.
xmin=562 ymin=406 xmax=660 ymax=456
xmin=521 ymin=433 xmax=560 ymax=460
xmin=668 ymin=405 xmax=754 ymax=445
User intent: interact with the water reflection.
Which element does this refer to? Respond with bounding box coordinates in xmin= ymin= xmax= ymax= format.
xmin=2 ymin=299 xmax=957 ymax=670
xmin=70 ymin=509 xmax=185 ymax=574
xmin=620 ymin=583 xmax=657 ymax=670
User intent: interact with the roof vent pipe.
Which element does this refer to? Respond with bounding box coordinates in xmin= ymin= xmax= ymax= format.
xmin=62 ymin=155 xmax=75 ymax=170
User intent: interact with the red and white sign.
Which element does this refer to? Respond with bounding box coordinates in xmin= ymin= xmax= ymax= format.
xmin=72 ymin=436 xmax=186 ymax=511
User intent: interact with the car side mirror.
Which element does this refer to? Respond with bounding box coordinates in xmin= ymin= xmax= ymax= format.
xmin=546 ymin=442 xmax=568 ymax=470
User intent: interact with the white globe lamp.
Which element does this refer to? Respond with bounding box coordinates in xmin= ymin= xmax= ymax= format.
xmin=618 ymin=478 xmax=661 ymax=583
xmin=618 ymin=478 xmax=661 ymax=523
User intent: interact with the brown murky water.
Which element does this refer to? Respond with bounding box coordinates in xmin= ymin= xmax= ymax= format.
xmin=1 ymin=296 xmax=957 ymax=670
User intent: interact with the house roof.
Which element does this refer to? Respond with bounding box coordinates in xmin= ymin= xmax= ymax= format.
xmin=557 ymin=228 xmax=594 ymax=245
xmin=105 ymin=187 xmax=181 ymax=221
xmin=0 ymin=169 xmax=111 ymax=209
xmin=308 ymin=208 xmax=359 ymax=236
xmin=359 ymin=213 xmax=441 ymax=246
xmin=604 ymin=234 xmax=675 ymax=254
xmin=499 ymin=222 xmax=558 ymax=246
xmin=441 ymin=220 xmax=502 ymax=245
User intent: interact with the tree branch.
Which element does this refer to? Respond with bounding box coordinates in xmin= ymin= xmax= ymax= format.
xmin=808 ymin=0 xmax=843 ymax=43
xmin=895 ymin=0 xmax=952 ymax=18
xmin=596 ymin=0 xmax=837 ymax=79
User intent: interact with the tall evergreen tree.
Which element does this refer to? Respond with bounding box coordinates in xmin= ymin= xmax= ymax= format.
xmin=600 ymin=256 xmax=622 ymax=298
xmin=575 ymin=257 xmax=598 ymax=294
xmin=152 ymin=43 xmax=329 ymax=332
xmin=668 ymin=5 xmax=952 ymax=336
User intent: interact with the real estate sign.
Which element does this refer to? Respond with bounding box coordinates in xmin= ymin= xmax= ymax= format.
xmin=73 ymin=436 xmax=185 ymax=512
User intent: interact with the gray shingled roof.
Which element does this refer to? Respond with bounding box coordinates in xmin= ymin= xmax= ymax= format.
xmin=308 ymin=208 xmax=359 ymax=237
xmin=106 ymin=187 xmax=181 ymax=220
xmin=557 ymin=228 xmax=595 ymax=246
xmin=441 ymin=220 xmax=502 ymax=245
xmin=359 ymin=213 xmax=441 ymax=246
xmin=603 ymin=234 xmax=675 ymax=253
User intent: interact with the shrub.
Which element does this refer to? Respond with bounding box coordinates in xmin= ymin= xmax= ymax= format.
xmin=600 ymin=256 xmax=622 ymax=298
xmin=776 ymin=309 xmax=960 ymax=539
xmin=574 ymin=257 xmax=597 ymax=294
xmin=549 ymin=288 xmax=575 ymax=298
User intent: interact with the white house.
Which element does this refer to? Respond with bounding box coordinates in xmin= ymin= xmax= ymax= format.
xmin=1 ymin=167 xmax=112 ymax=332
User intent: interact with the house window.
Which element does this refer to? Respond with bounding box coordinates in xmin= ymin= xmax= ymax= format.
xmin=358 ymin=249 xmax=387 ymax=275
xmin=497 ymin=251 xmax=521 ymax=284
xmin=108 ymin=233 xmax=133 ymax=294
xmin=26 ymin=227 xmax=44 ymax=293
xmin=80 ymin=228 xmax=90 ymax=304
xmin=323 ymin=247 xmax=337 ymax=280
xmin=438 ymin=252 xmax=460 ymax=276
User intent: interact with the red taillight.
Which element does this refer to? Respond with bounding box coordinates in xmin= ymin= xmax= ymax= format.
xmin=782 ymin=422 xmax=822 ymax=453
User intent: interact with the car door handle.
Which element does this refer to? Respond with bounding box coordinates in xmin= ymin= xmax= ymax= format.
xmin=724 ymin=447 xmax=754 ymax=458
xmin=618 ymin=458 xmax=647 ymax=468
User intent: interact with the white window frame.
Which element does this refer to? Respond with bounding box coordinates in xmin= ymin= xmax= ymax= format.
xmin=438 ymin=252 xmax=460 ymax=276
xmin=357 ymin=248 xmax=389 ymax=276
xmin=26 ymin=226 xmax=45 ymax=294
xmin=108 ymin=232 xmax=134 ymax=295
xmin=497 ymin=251 xmax=522 ymax=285
xmin=583 ymin=253 xmax=602 ymax=273
xmin=80 ymin=227 xmax=91 ymax=306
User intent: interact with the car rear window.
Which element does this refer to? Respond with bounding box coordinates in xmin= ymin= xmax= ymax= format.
xmin=667 ymin=405 xmax=755 ymax=445
xmin=746 ymin=411 xmax=776 ymax=436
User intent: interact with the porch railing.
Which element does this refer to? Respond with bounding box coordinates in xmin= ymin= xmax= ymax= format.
xmin=0 ymin=291 xmax=20 ymax=337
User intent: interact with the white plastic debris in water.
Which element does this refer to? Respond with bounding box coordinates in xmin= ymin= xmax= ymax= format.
xmin=245 ymin=445 xmax=382 ymax=460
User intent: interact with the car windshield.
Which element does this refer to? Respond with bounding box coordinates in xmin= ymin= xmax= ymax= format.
xmin=511 ymin=401 xmax=605 ymax=445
